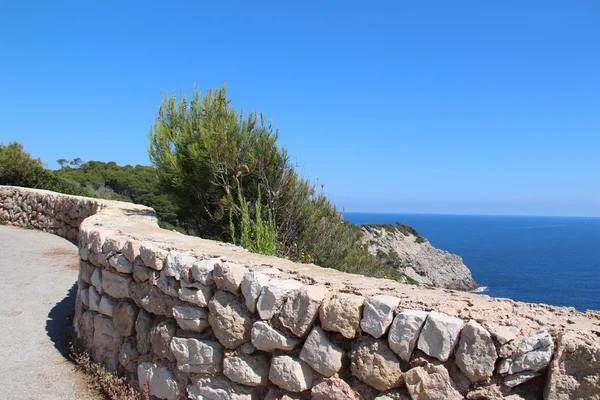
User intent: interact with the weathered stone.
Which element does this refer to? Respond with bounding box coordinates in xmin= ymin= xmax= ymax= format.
xmin=544 ymin=331 xmax=600 ymax=400
xmin=119 ymin=341 xmax=139 ymax=370
xmin=102 ymin=236 xmax=126 ymax=254
xmin=88 ymin=285 xmax=101 ymax=311
xmin=509 ymin=345 xmax=554 ymax=374
xmin=224 ymin=352 xmax=270 ymax=386
xmin=178 ymin=285 xmax=212 ymax=307
xmin=514 ymin=329 xmax=553 ymax=356
xmin=91 ymin=268 xmax=103 ymax=294
xmin=112 ymin=301 xmax=139 ymax=336
xmin=75 ymin=310 xmax=94 ymax=349
xmin=135 ymin=309 xmax=154 ymax=354
xmin=164 ymin=250 xmax=196 ymax=280
xmin=208 ymin=290 xmax=252 ymax=349
xmin=417 ymin=311 xmax=464 ymax=362
xmin=153 ymin=270 xmax=180 ymax=297
xmin=350 ymin=338 xmax=403 ymax=391
xmin=241 ymin=271 xmax=270 ymax=313
xmin=80 ymin=287 xmax=90 ymax=308
xmin=504 ymin=371 xmax=541 ymax=388
xmin=213 ymin=262 xmax=248 ymax=294
xmin=320 ymin=292 xmax=365 ymax=339
xmin=484 ymin=322 xmax=520 ymax=345
xmin=169 ymin=337 xmax=224 ymax=374
xmin=188 ymin=376 xmax=255 ymax=400
xmin=455 ymin=320 xmax=498 ymax=382
xmin=311 ymin=377 xmax=364 ymax=400
xmin=101 ymin=269 xmax=132 ymax=299
xmin=172 ymin=305 xmax=210 ymax=332
xmin=388 ymin=309 xmax=429 ymax=362
xmin=137 ymin=363 xmax=180 ymax=400
xmin=149 ymin=321 xmax=176 ymax=362
xmin=279 ymin=285 xmax=328 ymax=337
xmin=360 ymin=295 xmax=400 ymax=339
xmin=98 ymin=295 xmax=117 ymax=317
xmin=257 ymin=279 xmax=303 ymax=320
xmin=139 ymin=242 xmax=168 ymax=270
xmin=133 ymin=259 xmax=154 ymax=282
xmin=190 ymin=258 xmax=219 ymax=285
xmin=88 ymin=229 xmax=107 ymax=254
xmin=123 ymin=239 xmax=141 ymax=263
xmin=301 ymin=326 xmax=345 ymax=377
xmin=79 ymin=246 xmax=89 ymax=261
xmin=79 ymin=260 xmax=95 ymax=284
xmin=109 ymin=254 xmax=132 ymax=274
xmin=251 ymin=321 xmax=302 ymax=352
xmin=404 ymin=363 xmax=462 ymax=400
xmin=269 ymin=355 xmax=314 ymax=393
xmin=92 ymin=314 xmax=122 ymax=371
xmin=130 ymin=281 xmax=178 ymax=317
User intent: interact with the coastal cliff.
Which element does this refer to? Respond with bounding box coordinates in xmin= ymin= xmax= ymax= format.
xmin=362 ymin=223 xmax=479 ymax=291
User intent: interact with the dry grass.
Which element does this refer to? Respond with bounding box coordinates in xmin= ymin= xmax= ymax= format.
xmin=70 ymin=345 xmax=149 ymax=400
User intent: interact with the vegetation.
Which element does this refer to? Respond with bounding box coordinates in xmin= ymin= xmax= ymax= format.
xmin=363 ymin=221 xmax=426 ymax=243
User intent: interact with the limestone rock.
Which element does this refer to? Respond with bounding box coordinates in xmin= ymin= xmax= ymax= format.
xmin=101 ymin=269 xmax=132 ymax=299
xmin=320 ymin=292 xmax=364 ymax=339
xmin=98 ymin=295 xmax=117 ymax=317
xmin=223 ymin=352 xmax=270 ymax=386
xmin=153 ymin=270 xmax=180 ymax=297
xmin=169 ymin=337 xmax=224 ymax=374
xmin=118 ymin=341 xmax=139 ymax=371
xmin=123 ymin=239 xmax=141 ymax=263
xmin=112 ymin=300 xmax=138 ymax=336
xmin=360 ymin=295 xmax=400 ymax=339
xmin=92 ymin=314 xmax=122 ymax=371
xmin=299 ymin=326 xmax=345 ymax=377
xmin=504 ymin=371 xmax=541 ymax=388
xmin=149 ymin=321 xmax=176 ymax=362
xmin=350 ymin=338 xmax=403 ymax=391
xmin=188 ymin=376 xmax=255 ymax=400
xmin=279 ymin=285 xmax=328 ymax=337
xmin=241 ymin=271 xmax=270 ymax=313
xmin=483 ymin=322 xmax=520 ymax=345
xmin=178 ymin=285 xmax=212 ymax=307
xmin=417 ymin=311 xmax=464 ymax=362
xmin=251 ymin=321 xmax=302 ymax=352
xmin=208 ymin=290 xmax=253 ymax=349
xmin=388 ymin=309 xmax=429 ymax=362
xmin=88 ymin=285 xmax=101 ymax=312
xmin=79 ymin=260 xmax=95 ymax=284
xmin=544 ymin=330 xmax=600 ymax=400
xmin=80 ymin=287 xmax=90 ymax=308
xmin=133 ymin=259 xmax=154 ymax=282
xmin=213 ymin=261 xmax=248 ymax=294
xmin=109 ymin=254 xmax=132 ymax=274
xmin=311 ymin=377 xmax=364 ymax=400
xmin=172 ymin=304 xmax=210 ymax=333
xmin=102 ymin=236 xmax=126 ymax=254
xmin=404 ymin=363 xmax=462 ymax=400
xmin=91 ymin=268 xmax=103 ymax=294
xmin=455 ymin=320 xmax=498 ymax=382
xmin=257 ymin=279 xmax=304 ymax=320
xmin=191 ymin=258 xmax=219 ymax=285
xmin=137 ymin=363 xmax=180 ymax=400
xmin=164 ymin=250 xmax=196 ymax=280
xmin=130 ymin=281 xmax=178 ymax=317
xmin=135 ymin=309 xmax=154 ymax=354
xmin=269 ymin=354 xmax=314 ymax=393
xmin=139 ymin=242 xmax=168 ymax=270
xmin=502 ymin=329 xmax=555 ymax=375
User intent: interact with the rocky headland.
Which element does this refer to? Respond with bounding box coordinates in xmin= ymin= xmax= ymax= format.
xmin=361 ymin=223 xmax=479 ymax=291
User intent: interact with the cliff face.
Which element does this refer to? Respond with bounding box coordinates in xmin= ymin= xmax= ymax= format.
xmin=362 ymin=225 xmax=479 ymax=291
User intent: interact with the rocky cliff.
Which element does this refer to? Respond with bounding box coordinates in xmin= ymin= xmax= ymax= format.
xmin=362 ymin=224 xmax=479 ymax=291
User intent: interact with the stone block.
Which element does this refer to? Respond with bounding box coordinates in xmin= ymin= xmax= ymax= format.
xmin=388 ymin=309 xmax=428 ymax=362
xmin=279 ymin=285 xmax=329 ymax=337
xmin=213 ymin=261 xmax=248 ymax=294
xmin=224 ymin=352 xmax=270 ymax=386
xmin=101 ymin=269 xmax=132 ymax=299
xmin=350 ymin=338 xmax=403 ymax=391
xmin=112 ymin=300 xmax=139 ymax=336
xmin=241 ymin=271 xmax=270 ymax=313
xmin=170 ymin=337 xmax=224 ymax=374
xmin=172 ymin=305 xmax=210 ymax=333
xmin=360 ymin=294 xmax=400 ymax=339
xmin=299 ymin=326 xmax=345 ymax=377
xmin=269 ymin=355 xmax=314 ymax=393
xmin=251 ymin=321 xmax=302 ymax=352
xmin=320 ymin=292 xmax=365 ymax=339
xmin=455 ymin=320 xmax=498 ymax=382
xmin=137 ymin=363 xmax=180 ymax=400
xmin=178 ymin=285 xmax=212 ymax=307
xmin=256 ymin=279 xmax=303 ymax=320
xmin=139 ymin=242 xmax=168 ymax=270
xmin=208 ymin=290 xmax=253 ymax=349
xmin=417 ymin=311 xmax=464 ymax=362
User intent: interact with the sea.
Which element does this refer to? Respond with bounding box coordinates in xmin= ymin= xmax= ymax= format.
xmin=344 ymin=213 xmax=600 ymax=312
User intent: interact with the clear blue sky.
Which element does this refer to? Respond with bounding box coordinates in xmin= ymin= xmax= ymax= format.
xmin=1 ymin=1 xmax=598 ymax=217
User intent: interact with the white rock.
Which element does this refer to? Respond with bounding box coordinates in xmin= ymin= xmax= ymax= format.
xmin=88 ymin=285 xmax=101 ymax=311
xmin=360 ymin=294 xmax=400 ymax=338
xmin=504 ymin=371 xmax=541 ymax=388
xmin=513 ymin=329 xmax=553 ymax=357
xmin=101 ymin=269 xmax=132 ymax=298
xmin=169 ymin=337 xmax=223 ymax=374
xmin=388 ymin=309 xmax=429 ymax=362
xmin=188 ymin=376 xmax=254 ymax=400
xmin=509 ymin=345 xmax=553 ymax=374
xmin=484 ymin=322 xmax=520 ymax=345
xmin=172 ymin=305 xmax=210 ymax=333
xmin=213 ymin=262 xmax=248 ymax=294
xmin=153 ymin=270 xmax=180 ymax=297
xmin=299 ymin=326 xmax=344 ymax=377
xmin=178 ymin=285 xmax=213 ymax=307
xmin=256 ymin=279 xmax=303 ymax=320
xmin=98 ymin=296 xmax=117 ymax=317
xmin=109 ymin=254 xmax=133 ymax=274
xmin=164 ymin=250 xmax=196 ymax=280
xmin=241 ymin=272 xmax=269 ymax=313
xmin=137 ymin=362 xmax=180 ymax=400
xmin=279 ymin=285 xmax=329 ymax=337
xmin=251 ymin=321 xmax=302 ymax=352
xmin=269 ymin=355 xmax=314 ymax=392
xmin=455 ymin=320 xmax=498 ymax=382
xmin=191 ymin=258 xmax=219 ymax=285
xmin=417 ymin=311 xmax=464 ymax=362
xmin=224 ymin=352 xmax=270 ymax=386
xmin=91 ymin=268 xmax=103 ymax=294
xmin=139 ymin=242 xmax=168 ymax=270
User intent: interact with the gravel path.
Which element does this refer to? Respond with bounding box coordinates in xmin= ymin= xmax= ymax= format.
xmin=0 ymin=225 xmax=101 ymax=400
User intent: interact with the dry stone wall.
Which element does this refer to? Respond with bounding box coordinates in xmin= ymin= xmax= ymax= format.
xmin=1 ymin=185 xmax=599 ymax=400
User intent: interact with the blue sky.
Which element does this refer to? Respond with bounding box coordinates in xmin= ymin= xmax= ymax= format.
xmin=1 ymin=1 xmax=598 ymax=217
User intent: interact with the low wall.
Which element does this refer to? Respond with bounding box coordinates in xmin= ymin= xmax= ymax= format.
xmin=1 ymin=185 xmax=599 ymax=400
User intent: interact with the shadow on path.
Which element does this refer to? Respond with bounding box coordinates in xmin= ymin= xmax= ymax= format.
xmin=46 ymin=282 xmax=77 ymax=359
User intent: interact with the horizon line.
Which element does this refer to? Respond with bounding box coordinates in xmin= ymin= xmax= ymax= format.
xmin=341 ymin=211 xmax=600 ymax=219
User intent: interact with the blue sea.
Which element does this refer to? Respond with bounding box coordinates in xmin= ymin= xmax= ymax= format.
xmin=344 ymin=213 xmax=600 ymax=312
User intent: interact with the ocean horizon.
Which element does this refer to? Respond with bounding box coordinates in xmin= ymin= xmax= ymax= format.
xmin=344 ymin=212 xmax=600 ymax=312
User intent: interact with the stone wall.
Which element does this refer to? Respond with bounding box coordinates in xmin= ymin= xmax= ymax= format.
xmin=1 ymin=185 xmax=599 ymax=400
